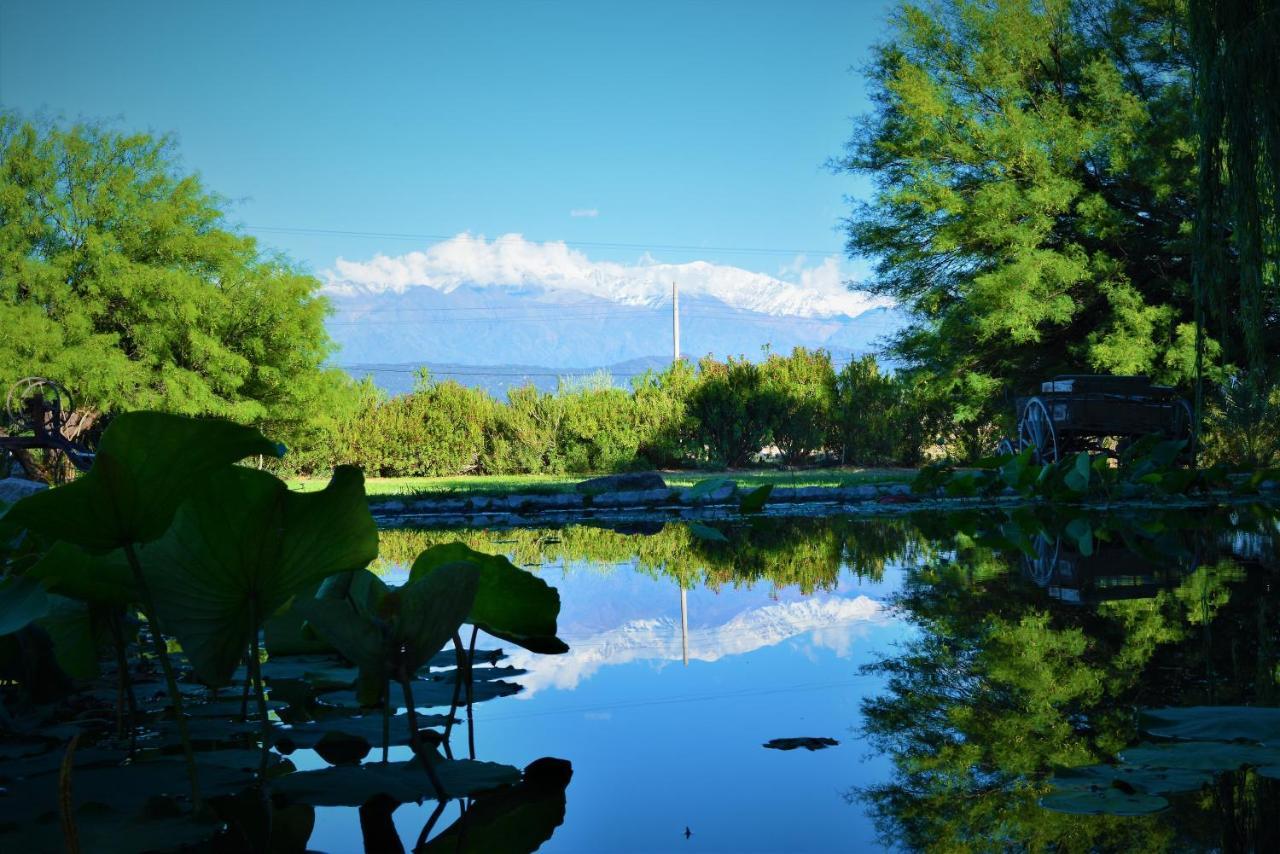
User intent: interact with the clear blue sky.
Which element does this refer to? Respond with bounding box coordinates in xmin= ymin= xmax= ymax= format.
xmin=0 ymin=0 xmax=892 ymax=278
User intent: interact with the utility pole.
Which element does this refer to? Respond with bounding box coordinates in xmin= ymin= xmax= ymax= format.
xmin=672 ymin=280 xmax=681 ymax=364
xmin=674 ymin=280 xmax=687 ymax=665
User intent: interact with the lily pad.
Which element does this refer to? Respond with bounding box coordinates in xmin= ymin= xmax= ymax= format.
xmin=1039 ymin=786 xmax=1168 ymax=816
xmin=271 ymin=757 xmax=521 ymax=806
xmin=1139 ymin=706 xmax=1280 ymax=746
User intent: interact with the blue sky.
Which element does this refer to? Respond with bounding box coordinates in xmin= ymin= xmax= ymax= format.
xmin=1 ymin=0 xmax=892 ymax=282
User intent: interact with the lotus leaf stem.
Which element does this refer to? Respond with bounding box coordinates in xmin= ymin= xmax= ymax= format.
xmin=123 ymin=542 xmax=202 ymax=806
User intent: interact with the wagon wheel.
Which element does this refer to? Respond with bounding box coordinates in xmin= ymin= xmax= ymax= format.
xmin=1018 ymin=397 xmax=1058 ymax=464
xmin=996 ymin=437 xmax=1016 ymax=457
xmin=5 ymin=377 xmax=74 ymax=437
xmin=1169 ymin=399 xmax=1194 ymax=441
xmin=1022 ymin=533 xmax=1061 ymax=587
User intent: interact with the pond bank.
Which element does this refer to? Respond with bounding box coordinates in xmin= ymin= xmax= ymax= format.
xmin=368 ymin=478 xmax=1273 ymax=529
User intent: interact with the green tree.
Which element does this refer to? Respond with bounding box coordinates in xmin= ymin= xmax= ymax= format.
xmin=0 ymin=117 xmax=344 ymax=470
xmin=836 ymin=0 xmax=1205 ymax=433
xmin=760 ymin=347 xmax=836 ymax=465
xmin=686 ymin=355 xmax=777 ymax=467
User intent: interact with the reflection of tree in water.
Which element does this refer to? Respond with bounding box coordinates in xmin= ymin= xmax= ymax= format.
xmin=377 ymin=516 xmax=934 ymax=594
xmin=855 ymin=506 xmax=1280 ymax=851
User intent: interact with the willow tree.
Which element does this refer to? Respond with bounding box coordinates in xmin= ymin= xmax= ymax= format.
xmin=1188 ymin=0 xmax=1280 ymax=439
xmin=837 ymin=0 xmax=1204 ymax=437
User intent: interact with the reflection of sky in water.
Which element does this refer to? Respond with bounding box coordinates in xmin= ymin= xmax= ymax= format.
xmin=318 ymin=550 xmax=913 ymax=852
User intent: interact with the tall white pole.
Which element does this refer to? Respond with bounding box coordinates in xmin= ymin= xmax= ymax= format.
xmin=672 ymin=280 xmax=680 ymax=364
xmin=680 ymin=586 xmax=689 ymax=667
xmin=675 ymin=279 xmax=687 ymax=666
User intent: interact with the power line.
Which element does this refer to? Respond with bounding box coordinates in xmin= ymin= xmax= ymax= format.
xmin=245 ymin=225 xmax=844 ymax=258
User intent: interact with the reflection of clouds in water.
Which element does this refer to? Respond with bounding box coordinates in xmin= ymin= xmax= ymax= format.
xmin=505 ymin=595 xmax=889 ymax=697
xmin=806 ymin=618 xmax=880 ymax=658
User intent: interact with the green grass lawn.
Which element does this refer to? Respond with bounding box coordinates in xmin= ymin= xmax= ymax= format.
xmin=287 ymin=467 xmax=916 ymax=500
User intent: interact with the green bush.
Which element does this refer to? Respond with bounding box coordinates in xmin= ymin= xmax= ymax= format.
xmin=761 ymin=348 xmax=836 ymax=465
xmin=286 ymin=351 xmax=929 ymax=478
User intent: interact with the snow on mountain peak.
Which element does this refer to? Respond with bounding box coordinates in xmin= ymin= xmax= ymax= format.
xmin=322 ymin=232 xmax=890 ymax=319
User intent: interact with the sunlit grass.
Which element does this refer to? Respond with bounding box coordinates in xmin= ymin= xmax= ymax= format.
xmin=287 ymin=467 xmax=915 ymax=499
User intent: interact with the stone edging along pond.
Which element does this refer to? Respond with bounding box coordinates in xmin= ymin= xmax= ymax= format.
xmin=366 ymin=474 xmax=1276 ymax=530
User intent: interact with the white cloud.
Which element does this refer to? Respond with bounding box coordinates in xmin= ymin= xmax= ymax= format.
xmin=324 ymin=233 xmax=892 ymax=318
xmin=569 ymin=208 xmax=599 ymax=218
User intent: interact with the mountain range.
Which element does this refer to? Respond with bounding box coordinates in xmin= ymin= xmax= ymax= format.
xmin=321 ymin=235 xmax=905 ymax=396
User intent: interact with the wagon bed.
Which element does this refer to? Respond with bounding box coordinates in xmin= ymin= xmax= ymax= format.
xmin=1009 ymin=375 xmax=1192 ymax=463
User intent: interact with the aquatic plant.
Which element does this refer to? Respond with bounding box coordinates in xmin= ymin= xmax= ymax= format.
xmin=0 ymin=411 xmax=571 ymax=850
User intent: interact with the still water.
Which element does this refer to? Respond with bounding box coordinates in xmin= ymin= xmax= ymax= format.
xmin=312 ymin=505 xmax=1280 ymax=852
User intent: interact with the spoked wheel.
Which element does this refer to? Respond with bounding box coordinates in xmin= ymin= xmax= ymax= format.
xmin=1023 ymin=534 xmax=1062 ymax=587
xmin=5 ymin=377 xmax=74 ymax=437
xmin=1018 ymin=397 xmax=1058 ymax=464
xmin=996 ymin=437 xmax=1016 ymax=457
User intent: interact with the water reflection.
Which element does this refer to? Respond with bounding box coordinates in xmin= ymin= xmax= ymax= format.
xmin=376 ymin=503 xmax=1280 ymax=852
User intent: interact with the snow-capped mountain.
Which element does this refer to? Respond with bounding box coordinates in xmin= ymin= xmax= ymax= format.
xmin=502 ymin=594 xmax=891 ymax=697
xmin=321 ymin=234 xmax=904 ymax=377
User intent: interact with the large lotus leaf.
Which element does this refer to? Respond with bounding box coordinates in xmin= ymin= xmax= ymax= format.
xmin=410 ymin=544 xmax=568 ymax=655
xmin=140 ymin=465 xmax=378 ymax=686
xmin=318 ymin=567 xmax=390 ymax=615
xmin=291 ymin=595 xmax=389 ymax=707
xmin=0 ymin=575 xmax=49 ymax=635
xmin=739 ymin=484 xmax=772 ymax=514
xmin=396 ymin=562 xmax=480 ymax=672
xmin=37 ymin=595 xmax=106 ymax=679
xmin=420 ymin=757 xmax=572 ymax=853
xmin=271 ymin=757 xmax=521 ymax=806
xmin=26 ymin=542 xmax=136 ymax=605
xmin=1140 ymin=706 xmax=1280 ymax=746
xmin=291 ymin=597 xmax=384 ymax=668
xmin=4 ymin=412 xmax=281 ymax=552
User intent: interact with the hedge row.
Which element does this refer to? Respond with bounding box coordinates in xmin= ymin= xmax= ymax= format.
xmin=283 ymin=350 xmax=934 ymax=477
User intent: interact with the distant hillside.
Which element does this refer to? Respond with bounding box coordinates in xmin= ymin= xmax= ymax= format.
xmin=342 ymin=357 xmax=671 ymax=399
xmin=326 ymin=283 xmax=905 ymax=392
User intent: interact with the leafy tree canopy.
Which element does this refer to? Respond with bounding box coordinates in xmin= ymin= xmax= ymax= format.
xmin=837 ymin=0 xmax=1216 ymax=426
xmin=0 ymin=116 xmax=348 ymax=452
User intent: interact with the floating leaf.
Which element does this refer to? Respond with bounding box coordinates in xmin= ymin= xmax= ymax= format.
xmin=410 ymin=544 xmax=568 ymax=655
xmin=1039 ymin=786 xmax=1168 ymax=816
xmin=141 ymin=465 xmax=378 ymax=686
xmin=4 ymin=412 xmax=281 ymax=552
xmin=271 ymin=757 xmax=520 ymax=806
xmin=1121 ymin=741 xmax=1280 ymax=771
xmin=1139 ymin=706 xmax=1280 ymax=746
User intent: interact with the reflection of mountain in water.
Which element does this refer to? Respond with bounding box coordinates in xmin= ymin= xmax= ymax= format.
xmin=505 ymin=594 xmax=889 ymax=696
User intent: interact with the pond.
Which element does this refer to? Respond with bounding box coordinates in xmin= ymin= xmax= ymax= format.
xmin=321 ymin=505 xmax=1280 ymax=852
xmin=4 ymin=501 xmax=1280 ymax=852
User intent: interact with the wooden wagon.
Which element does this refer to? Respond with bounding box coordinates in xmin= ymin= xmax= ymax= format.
xmin=1000 ymin=375 xmax=1193 ymax=464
